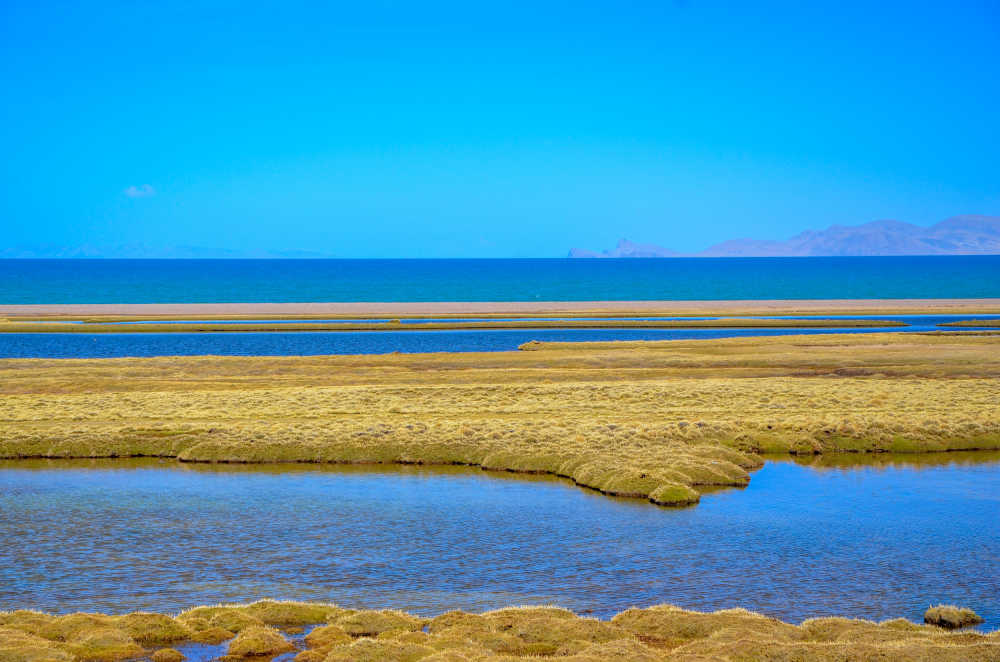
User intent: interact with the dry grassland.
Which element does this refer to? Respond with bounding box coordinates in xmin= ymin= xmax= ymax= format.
xmin=2 ymin=332 xmax=999 ymax=507
xmin=939 ymin=319 xmax=1000 ymax=327
xmin=1 ymin=600 xmax=997 ymax=662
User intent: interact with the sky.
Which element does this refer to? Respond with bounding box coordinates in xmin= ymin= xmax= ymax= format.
xmin=1 ymin=0 xmax=998 ymax=257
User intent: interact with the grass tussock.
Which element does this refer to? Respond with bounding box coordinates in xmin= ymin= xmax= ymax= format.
xmin=177 ymin=600 xmax=346 ymax=631
xmin=0 ymin=601 xmax=996 ymax=661
xmin=2 ymin=333 xmax=999 ymax=507
xmin=225 ymin=626 xmax=295 ymax=657
xmin=924 ymin=605 xmax=985 ymax=629
xmin=149 ymin=648 xmax=184 ymax=662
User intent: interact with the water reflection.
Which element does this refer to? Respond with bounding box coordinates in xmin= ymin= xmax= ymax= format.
xmin=1 ymin=453 xmax=997 ymax=630
xmin=771 ymin=449 xmax=1000 ymax=469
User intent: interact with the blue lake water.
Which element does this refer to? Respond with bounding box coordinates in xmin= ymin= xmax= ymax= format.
xmin=2 ymin=454 xmax=998 ymax=629
xmin=2 ymin=256 xmax=999 ymax=303
xmin=2 ymin=315 xmax=997 ymax=359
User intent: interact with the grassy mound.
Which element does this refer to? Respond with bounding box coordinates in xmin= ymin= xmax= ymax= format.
xmin=150 ymin=648 xmax=184 ymax=662
xmin=226 ymin=625 xmax=295 ymax=657
xmin=924 ymin=605 xmax=985 ymax=629
xmin=0 ymin=601 xmax=996 ymax=661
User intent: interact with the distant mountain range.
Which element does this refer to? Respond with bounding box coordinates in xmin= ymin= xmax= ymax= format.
xmin=569 ymin=215 xmax=1000 ymax=258
xmin=4 ymin=215 xmax=998 ymax=259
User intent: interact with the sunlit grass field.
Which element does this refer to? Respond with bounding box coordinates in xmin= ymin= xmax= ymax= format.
xmin=3 ymin=332 xmax=998 ymax=507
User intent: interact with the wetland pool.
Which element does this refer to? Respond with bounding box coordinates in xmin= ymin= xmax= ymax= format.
xmin=3 ymin=314 xmax=999 ymax=358
xmin=1 ymin=453 xmax=998 ymax=629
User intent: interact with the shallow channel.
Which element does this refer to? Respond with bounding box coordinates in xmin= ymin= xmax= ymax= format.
xmin=1 ymin=453 xmax=998 ymax=629
xmin=2 ymin=314 xmax=999 ymax=358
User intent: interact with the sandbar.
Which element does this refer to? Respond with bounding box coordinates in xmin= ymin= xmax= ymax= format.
xmin=2 ymin=297 xmax=1000 ymax=319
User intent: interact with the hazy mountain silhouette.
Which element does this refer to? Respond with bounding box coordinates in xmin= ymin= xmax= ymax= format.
xmin=569 ymin=215 xmax=1000 ymax=257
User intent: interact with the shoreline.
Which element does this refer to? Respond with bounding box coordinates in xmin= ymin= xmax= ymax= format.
xmin=3 ymin=297 xmax=1000 ymax=318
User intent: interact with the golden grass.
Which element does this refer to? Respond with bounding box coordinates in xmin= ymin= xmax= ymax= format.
xmin=226 ymin=625 xmax=296 ymax=656
xmin=939 ymin=319 xmax=1000 ymax=327
xmin=0 ymin=601 xmax=995 ymax=661
xmin=0 ymin=317 xmax=905 ymax=333
xmin=149 ymin=649 xmax=184 ymax=662
xmin=2 ymin=333 xmax=999 ymax=507
xmin=924 ymin=605 xmax=985 ymax=629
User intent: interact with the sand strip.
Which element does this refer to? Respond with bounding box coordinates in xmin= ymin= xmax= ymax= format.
xmin=2 ymin=298 xmax=1000 ymax=318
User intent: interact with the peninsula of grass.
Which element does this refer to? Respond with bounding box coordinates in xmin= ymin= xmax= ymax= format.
xmin=2 ymin=333 xmax=999 ymax=508
xmin=0 ymin=317 xmax=907 ymax=333
xmin=1 ymin=600 xmax=996 ymax=662
xmin=938 ymin=319 xmax=1000 ymax=327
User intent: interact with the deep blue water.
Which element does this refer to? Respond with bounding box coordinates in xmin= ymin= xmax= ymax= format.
xmin=2 ymin=256 xmax=999 ymax=303
xmin=2 ymin=315 xmax=997 ymax=359
xmin=2 ymin=455 xmax=998 ymax=629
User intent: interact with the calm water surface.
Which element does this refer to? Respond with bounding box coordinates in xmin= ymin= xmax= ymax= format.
xmin=2 ymin=256 xmax=999 ymax=303
xmin=2 ymin=454 xmax=998 ymax=629
xmin=2 ymin=315 xmax=998 ymax=358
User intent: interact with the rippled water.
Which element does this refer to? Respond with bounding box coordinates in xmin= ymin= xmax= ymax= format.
xmin=2 ymin=453 xmax=998 ymax=629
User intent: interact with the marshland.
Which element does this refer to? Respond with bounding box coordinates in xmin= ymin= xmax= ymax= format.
xmin=6 ymin=0 xmax=1000 ymax=657
xmin=2 ymin=308 xmax=997 ymax=360
xmin=2 ymin=330 xmax=1000 ymax=660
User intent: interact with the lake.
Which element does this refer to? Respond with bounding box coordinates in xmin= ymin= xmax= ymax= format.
xmin=2 ymin=256 xmax=999 ymax=304
xmin=3 ymin=453 xmax=998 ymax=629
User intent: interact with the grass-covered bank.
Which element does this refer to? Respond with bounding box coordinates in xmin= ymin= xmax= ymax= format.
xmin=1 ymin=600 xmax=996 ymax=662
xmin=939 ymin=319 xmax=1000 ymax=327
xmin=2 ymin=333 xmax=999 ymax=508
xmin=0 ymin=318 xmax=906 ymax=333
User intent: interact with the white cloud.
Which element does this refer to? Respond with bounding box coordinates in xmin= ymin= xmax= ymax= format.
xmin=124 ymin=184 xmax=156 ymax=198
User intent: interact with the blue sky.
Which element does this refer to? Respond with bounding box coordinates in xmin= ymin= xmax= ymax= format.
xmin=1 ymin=1 xmax=998 ymax=257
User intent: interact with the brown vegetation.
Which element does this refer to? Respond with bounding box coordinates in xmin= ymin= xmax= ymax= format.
xmin=938 ymin=319 xmax=1000 ymax=327
xmin=225 ymin=626 xmax=296 ymax=657
xmin=0 ymin=601 xmax=996 ymax=661
xmin=924 ymin=605 xmax=985 ymax=629
xmin=149 ymin=648 xmax=185 ymax=662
